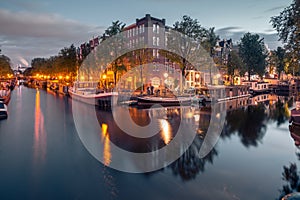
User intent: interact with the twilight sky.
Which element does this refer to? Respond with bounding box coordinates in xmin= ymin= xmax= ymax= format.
xmin=0 ymin=0 xmax=292 ymax=69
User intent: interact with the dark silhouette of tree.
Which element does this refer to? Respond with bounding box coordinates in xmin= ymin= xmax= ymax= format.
xmin=238 ymin=33 xmax=268 ymax=80
xmin=271 ymin=0 xmax=300 ymax=74
xmin=222 ymin=104 xmax=268 ymax=148
xmin=0 ymin=54 xmax=13 ymax=76
xmin=102 ymin=21 xmax=126 ymax=85
xmin=227 ymin=51 xmax=245 ymax=85
xmin=169 ymin=134 xmax=218 ymax=181
xmin=268 ymin=98 xmax=290 ymax=126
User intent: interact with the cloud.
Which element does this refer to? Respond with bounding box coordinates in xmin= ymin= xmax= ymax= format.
xmin=0 ymin=9 xmax=105 ymax=68
xmin=265 ymin=5 xmax=285 ymax=13
xmin=216 ymin=26 xmax=243 ymax=33
xmin=216 ymin=26 xmax=282 ymax=49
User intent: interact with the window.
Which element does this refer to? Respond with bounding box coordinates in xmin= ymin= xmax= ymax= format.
xmin=153 ymin=49 xmax=156 ymax=57
xmin=153 ymin=36 xmax=156 ymax=46
xmin=153 ymin=24 xmax=156 ymax=33
xmin=157 ymin=37 xmax=159 ymax=46
xmin=157 ymin=25 xmax=159 ymax=34
xmin=133 ymin=28 xmax=135 ymax=36
xmin=142 ymin=24 xmax=144 ymax=33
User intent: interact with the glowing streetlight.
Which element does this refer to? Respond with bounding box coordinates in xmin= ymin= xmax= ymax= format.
xmin=164 ymin=72 xmax=168 ymax=78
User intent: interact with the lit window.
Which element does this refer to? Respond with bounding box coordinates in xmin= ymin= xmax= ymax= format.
xmin=153 ymin=49 xmax=156 ymax=57
xmin=157 ymin=25 xmax=159 ymax=34
xmin=153 ymin=37 xmax=156 ymax=46
xmin=153 ymin=24 xmax=156 ymax=33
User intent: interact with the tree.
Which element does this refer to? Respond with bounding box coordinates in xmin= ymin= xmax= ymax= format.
xmin=238 ymin=33 xmax=268 ymax=80
xmin=271 ymin=0 xmax=300 ymax=73
xmin=227 ymin=51 xmax=244 ymax=85
xmin=202 ymin=27 xmax=220 ymax=85
xmin=166 ymin=15 xmax=211 ymax=91
xmin=102 ymin=20 xmax=126 ymax=85
xmin=269 ymin=47 xmax=286 ymax=79
xmin=0 ymin=54 xmax=13 ymax=77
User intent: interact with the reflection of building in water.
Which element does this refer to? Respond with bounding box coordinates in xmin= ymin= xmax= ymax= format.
xmin=249 ymin=94 xmax=270 ymax=105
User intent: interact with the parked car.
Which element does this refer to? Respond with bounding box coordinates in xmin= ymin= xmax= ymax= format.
xmin=0 ymin=101 xmax=8 ymax=119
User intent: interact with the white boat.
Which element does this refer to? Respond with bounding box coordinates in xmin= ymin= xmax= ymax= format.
xmin=68 ymin=81 xmax=118 ymax=106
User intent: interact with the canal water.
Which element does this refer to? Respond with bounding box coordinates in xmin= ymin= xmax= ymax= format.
xmin=0 ymin=86 xmax=298 ymax=200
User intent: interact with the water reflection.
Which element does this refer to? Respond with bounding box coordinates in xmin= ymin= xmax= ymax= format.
xmin=159 ymin=119 xmax=172 ymax=145
xmin=33 ymin=89 xmax=46 ymax=164
xmin=101 ymin=123 xmax=111 ymax=166
xmin=222 ymin=104 xmax=267 ymax=147
xmin=277 ymin=104 xmax=300 ymax=200
xmin=169 ymin=134 xmax=218 ymax=180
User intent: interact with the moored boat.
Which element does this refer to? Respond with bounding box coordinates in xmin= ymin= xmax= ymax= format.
xmin=68 ymin=82 xmax=118 ymax=107
xmin=289 ymin=101 xmax=300 ymax=126
xmin=137 ymin=96 xmax=191 ymax=107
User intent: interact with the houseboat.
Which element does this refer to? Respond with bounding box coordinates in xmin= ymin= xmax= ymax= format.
xmin=68 ymin=81 xmax=118 ymax=107
xmin=242 ymin=81 xmax=269 ymax=94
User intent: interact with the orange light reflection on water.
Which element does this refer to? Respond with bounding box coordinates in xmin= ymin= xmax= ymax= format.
xmin=159 ymin=119 xmax=172 ymax=145
xmin=33 ymin=89 xmax=46 ymax=164
xmin=101 ymin=123 xmax=111 ymax=166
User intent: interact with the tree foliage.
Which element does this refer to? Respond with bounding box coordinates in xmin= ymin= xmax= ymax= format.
xmin=166 ymin=15 xmax=218 ymax=88
xmin=270 ymin=0 xmax=300 ymax=73
xmin=269 ymin=47 xmax=286 ymax=79
xmin=227 ymin=50 xmax=244 ymax=84
xmin=238 ymin=33 xmax=268 ymax=80
xmin=30 ymin=44 xmax=77 ymax=79
xmin=102 ymin=20 xmax=126 ymax=85
xmin=0 ymin=50 xmax=13 ymax=77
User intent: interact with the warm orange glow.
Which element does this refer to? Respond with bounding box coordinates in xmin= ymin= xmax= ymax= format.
xmin=159 ymin=119 xmax=172 ymax=144
xmin=59 ymin=75 xmax=63 ymax=80
xmin=34 ymin=89 xmax=46 ymax=164
xmin=66 ymin=76 xmax=70 ymax=80
xmin=80 ymin=76 xmax=85 ymax=81
xmin=101 ymin=123 xmax=111 ymax=166
xmin=102 ymin=74 xmax=107 ymax=79
xmin=36 ymin=74 xmax=39 ymax=77
xmin=102 ymin=123 xmax=108 ymax=136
